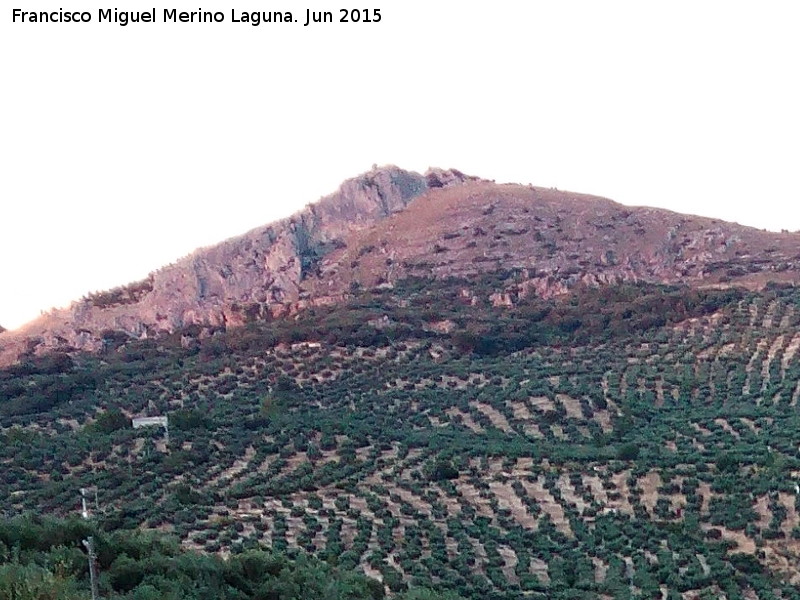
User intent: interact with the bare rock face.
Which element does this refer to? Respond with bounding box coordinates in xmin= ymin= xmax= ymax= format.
xmin=0 ymin=166 xmax=478 ymax=365
xmin=3 ymin=166 xmax=800 ymax=367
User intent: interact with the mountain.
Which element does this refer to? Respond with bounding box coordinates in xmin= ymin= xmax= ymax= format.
xmin=6 ymin=168 xmax=800 ymax=598
xmin=2 ymin=166 xmax=799 ymax=367
xmin=0 ymin=167 xmax=478 ymax=366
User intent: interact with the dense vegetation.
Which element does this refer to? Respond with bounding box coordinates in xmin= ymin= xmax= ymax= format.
xmin=0 ymin=516 xmax=453 ymax=599
xmin=3 ymin=274 xmax=800 ymax=598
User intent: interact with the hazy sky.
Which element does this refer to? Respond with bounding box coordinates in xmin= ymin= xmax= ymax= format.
xmin=2 ymin=2 xmax=799 ymax=330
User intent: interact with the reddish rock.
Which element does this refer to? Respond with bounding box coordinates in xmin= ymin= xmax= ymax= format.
xmin=2 ymin=166 xmax=800 ymax=366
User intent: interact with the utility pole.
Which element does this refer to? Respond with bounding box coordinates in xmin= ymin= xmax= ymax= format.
xmin=82 ymin=536 xmax=101 ymax=600
xmin=81 ymin=487 xmax=89 ymax=519
xmin=80 ymin=487 xmax=101 ymax=600
xmin=80 ymin=486 xmax=101 ymax=517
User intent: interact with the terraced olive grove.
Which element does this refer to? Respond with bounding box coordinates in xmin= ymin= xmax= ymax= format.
xmin=4 ymin=276 xmax=800 ymax=599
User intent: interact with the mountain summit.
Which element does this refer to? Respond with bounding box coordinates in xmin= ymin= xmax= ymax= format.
xmin=2 ymin=166 xmax=799 ymax=365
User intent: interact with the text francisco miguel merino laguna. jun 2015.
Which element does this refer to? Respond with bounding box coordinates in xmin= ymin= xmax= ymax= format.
xmin=11 ymin=7 xmax=383 ymax=27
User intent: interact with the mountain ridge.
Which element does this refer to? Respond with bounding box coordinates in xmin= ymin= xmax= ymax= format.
xmin=0 ymin=167 xmax=478 ymax=365
xmin=3 ymin=166 xmax=800 ymax=366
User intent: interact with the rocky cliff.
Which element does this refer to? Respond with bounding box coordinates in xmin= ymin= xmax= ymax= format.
xmin=2 ymin=166 xmax=800 ymax=366
xmin=0 ymin=167 xmax=478 ymax=365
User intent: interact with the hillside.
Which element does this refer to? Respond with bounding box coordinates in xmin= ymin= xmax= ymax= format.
xmin=304 ymin=182 xmax=800 ymax=302
xmin=2 ymin=166 xmax=800 ymax=367
xmin=4 ymin=275 xmax=800 ymax=598
xmin=5 ymin=169 xmax=800 ymax=598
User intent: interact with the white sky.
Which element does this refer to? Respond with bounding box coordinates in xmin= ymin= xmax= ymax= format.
xmin=2 ymin=1 xmax=799 ymax=330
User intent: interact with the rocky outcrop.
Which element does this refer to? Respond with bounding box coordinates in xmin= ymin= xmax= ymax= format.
xmin=0 ymin=167 xmax=478 ymax=365
xmin=2 ymin=167 xmax=800 ymax=366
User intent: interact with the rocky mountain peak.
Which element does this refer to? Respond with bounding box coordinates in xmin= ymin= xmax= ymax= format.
xmin=2 ymin=167 xmax=800 ymax=367
xmin=0 ymin=166 xmax=479 ymax=365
